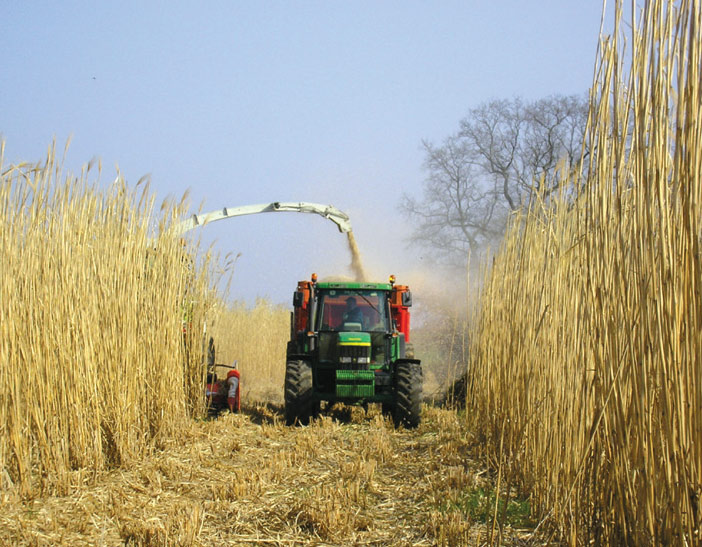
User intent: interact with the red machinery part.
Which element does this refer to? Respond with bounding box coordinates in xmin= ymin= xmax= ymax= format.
xmin=227 ymin=369 xmax=241 ymax=412
xmin=390 ymin=285 xmax=411 ymax=343
xmin=294 ymin=280 xmax=311 ymax=334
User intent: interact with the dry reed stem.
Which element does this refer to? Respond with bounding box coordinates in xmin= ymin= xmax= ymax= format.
xmin=0 ymin=146 xmax=214 ymax=497
xmin=208 ymin=299 xmax=289 ymax=403
xmin=467 ymin=0 xmax=702 ymax=543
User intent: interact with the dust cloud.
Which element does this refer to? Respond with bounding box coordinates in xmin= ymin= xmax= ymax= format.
xmin=347 ymin=231 xmax=368 ymax=281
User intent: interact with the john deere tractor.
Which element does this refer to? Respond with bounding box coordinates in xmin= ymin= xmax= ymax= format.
xmin=284 ymin=274 xmax=422 ymax=427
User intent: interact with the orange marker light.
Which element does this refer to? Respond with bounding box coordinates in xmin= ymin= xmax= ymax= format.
xmin=389 ymin=274 xmax=396 ymax=285
xmin=311 ymin=273 xmax=318 ymax=282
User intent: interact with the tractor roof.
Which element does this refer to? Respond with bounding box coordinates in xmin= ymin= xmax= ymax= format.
xmin=315 ymin=281 xmax=393 ymax=291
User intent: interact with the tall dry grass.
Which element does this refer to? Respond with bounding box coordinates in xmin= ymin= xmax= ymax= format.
xmin=209 ymin=298 xmax=290 ymax=403
xmin=0 ymin=143 xmax=214 ymax=497
xmin=467 ymin=0 xmax=701 ymax=544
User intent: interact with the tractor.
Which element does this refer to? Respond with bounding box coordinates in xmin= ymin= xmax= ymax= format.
xmin=285 ymin=273 xmax=422 ymax=427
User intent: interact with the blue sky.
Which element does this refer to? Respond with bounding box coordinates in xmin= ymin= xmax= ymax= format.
xmin=2 ymin=1 xmax=605 ymax=304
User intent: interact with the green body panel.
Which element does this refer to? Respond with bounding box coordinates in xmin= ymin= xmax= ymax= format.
xmin=338 ymin=331 xmax=371 ymax=346
xmin=390 ymin=336 xmax=401 ymax=362
xmin=336 ymin=370 xmax=375 ymax=398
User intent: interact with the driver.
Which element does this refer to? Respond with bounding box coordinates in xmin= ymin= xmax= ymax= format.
xmin=342 ymin=296 xmax=364 ymax=326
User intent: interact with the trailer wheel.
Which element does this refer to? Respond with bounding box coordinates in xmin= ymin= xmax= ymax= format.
xmin=284 ymin=360 xmax=314 ymax=425
xmin=393 ymin=361 xmax=422 ymax=428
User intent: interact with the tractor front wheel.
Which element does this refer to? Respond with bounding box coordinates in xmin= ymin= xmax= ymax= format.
xmin=393 ymin=361 xmax=422 ymax=428
xmin=284 ymin=360 xmax=314 ymax=426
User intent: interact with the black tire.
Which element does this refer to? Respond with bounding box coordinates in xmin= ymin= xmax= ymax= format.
xmin=286 ymin=340 xmax=296 ymax=359
xmin=284 ymin=360 xmax=314 ymax=426
xmin=393 ymin=361 xmax=422 ymax=428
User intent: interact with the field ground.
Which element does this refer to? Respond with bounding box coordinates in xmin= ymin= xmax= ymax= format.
xmin=0 ymin=405 xmax=539 ymax=546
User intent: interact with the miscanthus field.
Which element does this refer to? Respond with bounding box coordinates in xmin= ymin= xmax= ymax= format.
xmin=1 ymin=1 xmax=700 ymax=544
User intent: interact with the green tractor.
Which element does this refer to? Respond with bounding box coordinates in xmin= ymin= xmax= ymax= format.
xmin=285 ymin=274 xmax=422 ymax=427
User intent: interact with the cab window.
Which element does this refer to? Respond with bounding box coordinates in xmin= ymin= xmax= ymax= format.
xmin=317 ymin=290 xmax=388 ymax=332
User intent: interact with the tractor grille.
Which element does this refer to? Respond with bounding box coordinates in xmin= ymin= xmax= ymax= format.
xmin=338 ymin=344 xmax=371 ymax=369
xmin=336 ymin=370 xmax=375 ymax=398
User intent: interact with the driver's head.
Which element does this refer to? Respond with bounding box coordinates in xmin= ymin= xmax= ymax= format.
xmin=345 ymin=297 xmax=357 ymax=309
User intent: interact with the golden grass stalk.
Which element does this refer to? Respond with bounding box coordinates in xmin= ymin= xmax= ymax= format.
xmin=467 ymin=0 xmax=701 ymax=543
xmin=0 ymin=144 xmax=213 ymax=496
xmin=208 ymin=298 xmax=290 ymax=403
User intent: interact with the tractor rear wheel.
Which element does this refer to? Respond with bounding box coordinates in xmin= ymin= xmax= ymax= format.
xmin=393 ymin=361 xmax=422 ymax=428
xmin=284 ymin=360 xmax=314 ymax=425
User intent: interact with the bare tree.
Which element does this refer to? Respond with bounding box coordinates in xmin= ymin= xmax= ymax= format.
xmin=402 ymin=94 xmax=588 ymax=265
xmin=401 ymin=136 xmax=509 ymax=263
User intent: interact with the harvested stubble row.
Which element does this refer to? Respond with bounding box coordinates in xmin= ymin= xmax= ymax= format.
xmin=0 ymin=405 xmax=537 ymax=546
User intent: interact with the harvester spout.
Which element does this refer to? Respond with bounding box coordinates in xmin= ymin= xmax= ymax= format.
xmin=270 ymin=202 xmax=352 ymax=233
xmin=174 ymin=201 xmax=352 ymax=235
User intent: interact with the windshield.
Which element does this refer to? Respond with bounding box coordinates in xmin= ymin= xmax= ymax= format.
xmin=316 ymin=289 xmax=389 ymax=333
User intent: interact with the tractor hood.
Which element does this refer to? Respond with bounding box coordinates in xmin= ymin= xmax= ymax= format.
xmin=337 ymin=331 xmax=371 ymax=346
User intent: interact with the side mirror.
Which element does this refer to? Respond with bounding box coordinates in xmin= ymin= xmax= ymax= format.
xmin=401 ymin=291 xmax=412 ymax=307
xmin=293 ymin=291 xmax=304 ymax=307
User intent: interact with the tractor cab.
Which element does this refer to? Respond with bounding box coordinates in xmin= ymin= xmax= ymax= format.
xmin=315 ymin=288 xmax=390 ymax=366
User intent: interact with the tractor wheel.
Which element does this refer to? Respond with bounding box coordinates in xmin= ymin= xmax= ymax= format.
xmin=393 ymin=361 xmax=422 ymax=428
xmin=284 ymin=360 xmax=314 ymax=426
xmin=286 ymin=340 xmax=297 ymax=360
